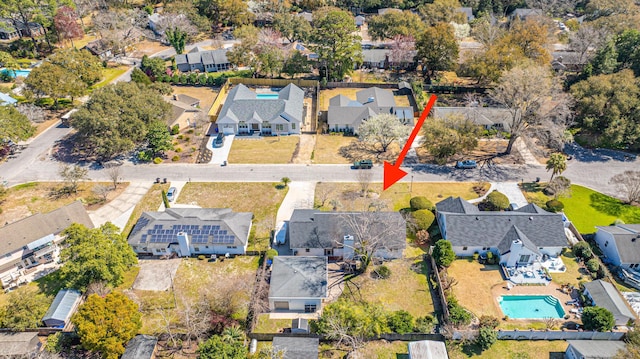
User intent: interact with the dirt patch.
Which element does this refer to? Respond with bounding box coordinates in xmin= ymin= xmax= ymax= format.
xmin=130 ymin=40 xmax=172 ymax=57
xmin=170 ymin=86 xmax=219 ymax=114
xmin=292 ymin=134 xmax=315 ymax=164
xmin=133 ymin=259 xmax=181 ymax=291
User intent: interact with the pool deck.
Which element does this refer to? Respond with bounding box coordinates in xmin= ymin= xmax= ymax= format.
xmin=491 ymin=281 xmax=579 ymax=323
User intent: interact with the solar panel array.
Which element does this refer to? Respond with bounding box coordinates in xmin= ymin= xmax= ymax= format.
xmin=131 ymin=217 xmax=151 ymax=238
xmin=140 ymin=223 xmax=235 ymax=245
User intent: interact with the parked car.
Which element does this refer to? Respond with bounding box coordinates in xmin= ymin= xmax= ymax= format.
xmin=353 ymin=159 xmax=373 ymax=169
xmin=213 ymin=133 xmax=225 ymax=148
xmin=167 ymin=187 xmax=177 ymax=202
xmin=455 ymin=160 xmax=477 ymax=169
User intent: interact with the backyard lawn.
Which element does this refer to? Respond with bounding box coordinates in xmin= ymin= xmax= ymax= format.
xmin=315 ymin=182 xmax=483 ymax=212
xmin=253 ymin=314 xmax=291 ymax=333
xmin=448 ymin=339 xmax=568 ymax=359
xmin=170 ymin=86 xmax=218 ymax=113
xmin=520 ymin=184 xmax=640 ymax=234
xmin=178 ymin=182 xmax=288 ymax=250
xmin=551 ymin=250 xmax=590 ymax=287
xmin=228 ymin=136 xmax=299 ymax=164
xmin=313 ymin=134 xmax=357 ymax=164
xmin=447 ymin=260 xmax=505 ymax=319
xmin=92 ymin=65 xmax=129 ymax=89
xmin=122 ymin=183 xmax=170 ymax=236
xmin=318 ymin=88 xmax=360 ymax=111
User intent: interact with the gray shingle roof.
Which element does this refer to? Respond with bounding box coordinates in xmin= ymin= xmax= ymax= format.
xmin=436 ymin=197 xmax=567 ymax=249
xmin=42 ymin=289 xmax=82 ymax=326
xmin=432 ymin=107 xmax=513 ymax=130
xmin=566 ymin=340 xmax=626 ymax=358
xmin=269 ymin=256 xmax=327 ymax=299
xmin=363 ymin=49 xmax=388 ymax=63
xmin=128 ymin=208 xmax=253 ymax=248
xmin=328 ymin=87 xmax=412 ymax=128
xmin=583 ymin=280 xmax=636 ymax=322
xmin=597 ymin=225 xmax=640 ymax=263
xmin=217 ymin=84 xmax=303 ymax=125
xmin=0 ymin=201 xmax=93 ymax=257
xmin=0 ymin=332 xmax=40 ymax=356
xmin=357 ymin=87 xmax=396 ymax=108
xmin=272 ymin=337 xmax=319 ymax=359
xmin=175 ymin=54 xmax=188 ymax=65
xmin=122 ymin=335 xmax=158 ymax=359
xmin=176 ymin=49 xmax=229 ymax=67
xmin=497 ymin=226 xmax=541 ymax=255
xmin=288 ymin=210 xmax=407 ymax=251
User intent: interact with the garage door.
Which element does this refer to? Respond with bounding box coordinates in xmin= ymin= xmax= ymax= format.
xmin=274 ymin=301 xmax=289 ymax=310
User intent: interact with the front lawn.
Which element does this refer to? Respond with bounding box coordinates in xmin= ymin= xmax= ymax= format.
xmin=520 ymin=184 xmax=640 ymax=234
xmin=178 ymin=182 xmax=288 ymax=251
xmin=447 ymin=339 xmax=567 ymax=359
xmin=447 ymin=260 xmax=504 ymax=319
xmin=313 ymin=134 xmax=356 ymax=164
xmin=92 ymin=65 xmax=129 ymax=89
xmin=228 ymin=136 xmax=299 ymax=164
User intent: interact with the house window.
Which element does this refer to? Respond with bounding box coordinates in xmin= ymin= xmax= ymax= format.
xmin=324 ymin=249 xmax=332 ymax=255
xmin=519 ymin=255 xmax=530 ymax=263
xmin=305 ymin=248 xmax=310 ymax=253
xmin=292 ymin=123 xmax=296 ymax=129
xmin=304 ymin=304 xmax=317 ymax=313
xmin=227 ymin=246 xmax=237 ymax=249
xmin=194 ymin=247 xmax=200 ymax=252
xmin=605 ymin=241 xmax=608 ymax=247
xmin=463 ymin=246 xmax=468 ymax=251
xmin=276 ymin=124 xmax=285 ymax=131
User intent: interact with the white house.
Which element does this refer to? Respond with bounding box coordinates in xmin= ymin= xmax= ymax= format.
xmin=268 ymin=256 xmax=327 ymax=313
xmin=594 ymin=224 xmax=640 ymax=269
xmin=127 ymin=208 xmax=253 ymax=257
xmin=0 ymin=201 xmax=94 ymax=289
xmin=435 ymin=197 xmax=569 ymax=263
xmin=583 ymin=280 xmax=637 ymax=326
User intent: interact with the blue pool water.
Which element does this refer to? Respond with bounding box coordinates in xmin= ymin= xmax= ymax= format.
xmin=1 ymin=68 xmax=31 ymax=78
xmin=498 ymin=295 xmax=565 ymax=319
xmin=256 ymin=93 xmax=279 ymax=99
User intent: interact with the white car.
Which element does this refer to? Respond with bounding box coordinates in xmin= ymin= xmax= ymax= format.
xmin=274 ymin=221 xmax=287 ymax=245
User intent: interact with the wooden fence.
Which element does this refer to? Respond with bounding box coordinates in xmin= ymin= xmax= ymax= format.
xmin=324 ymin=82 xmax=399 ymax=89
xmin=427 ymin=249 xmax=450 ymax=324
xmin=229 ymin=78 xmax=319 ymax=87
xmin=248 ymin=332 xmax=445 ymax=342
xmin=207 ymin=80 xmax=230 ymax=122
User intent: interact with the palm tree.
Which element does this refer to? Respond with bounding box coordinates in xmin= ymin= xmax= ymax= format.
xmin=221 ymin=324 xmax=245 ymax=344
xmin=546 ymin=153 xmax=567 ymax=181
xmin=281 ymin=177 xmax=291 ymax=187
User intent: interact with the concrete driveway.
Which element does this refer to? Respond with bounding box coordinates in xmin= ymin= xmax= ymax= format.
xmin=492 ymin=182 xmax=529 ymax=207
xmin=89 ymin=181 xmax=153 ymax=229
xmin=276 ymin=181 xmax=317 ymax=223
xmin=208 ymin=134 xmax=234 ymax=165
xmin=132 ymin=258 xmax=181 ymax=291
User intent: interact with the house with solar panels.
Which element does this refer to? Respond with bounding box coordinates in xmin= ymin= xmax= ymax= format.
xmin=127 ymin=208 xmax=253 ymax=257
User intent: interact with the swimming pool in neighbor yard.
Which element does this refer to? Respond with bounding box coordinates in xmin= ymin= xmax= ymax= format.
xmin=0 ymin=68 xmax=31 ymax=78
xmin=498 ymin=295 xmax=565 ymax=319
xmin=256 ymin=93 xmax=279 ymax=99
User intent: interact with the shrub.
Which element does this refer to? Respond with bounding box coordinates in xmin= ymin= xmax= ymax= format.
xmin=184 ymin=136 xmax=190 ymax=142
xmin=546 ymin=199 xmax=564 ymax=212
xmin=374 ymin=265 xmax=391 ymax=279
xmin=586 ymin=258 xmax=600 ymax=273
xmin=472 ymin=252 xmax=479 ymax=261
xmin=171 ymin=155 xmax=180 ymax=162
xmin=175 ymin=147 xmax=183 ymax=153
xmin=138 ymin=150 xmax=152 ymax=162
xmin=447 ymin=296 xmax=472 ymax=326
xmin=187 ymin=129 xmax=194 ymax=134
xmin=481 ymin=191 xmax=510 ymax=211
xmin=582 ymin=306 xmax=615 ymax=331
xmin=573 ymin=241 xmax=593 ymax=260
xmin=414 ymin=315 xmax=435 ymax=333
xmin=161 ymin=190 xmax=170 ymax=208
xmin=415 ymin=229 xmax=430 ymax=245
xmin=387 ymin=310 xmax=414 ymax=334
xmin=433 ymin=240 xmax=455 ymax=267
xmin=410 ymin=196 xmax=434 ymax=211
xmin=476 ymin=326 xmax=498 ymax=350
xmin=266 ymin=248 xmax=278 ymax=260
xmin=171 ymin=125 xmax=180 ymax=135
xmin=197 ymin=255 xmax=206 ymax=260
xmin=177 ymin=134 xmax=184 ymax=140
xmin=153 ymin=157 xmax=163 ymax=164
xmin=412 ymin=209 xmax=435 ymax=231
xmin=479 ymin=315 xmax=499 ymax=329
xmin=485 ymin=251 xmax=496 ymax=265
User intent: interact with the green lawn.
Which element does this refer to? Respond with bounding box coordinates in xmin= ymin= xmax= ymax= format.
xmin=228 ymin=137 xmax=299 ymax=164
xmin=551 ymin=250 xmax=589 ymax=287
xmin=448 ymin=340 xmax=568 ymax=359
xmin=92 ymin=66 xmax=129 ymax=89
xmin=520 ymin=184 xmax=640 ymax=234
xmin=253 ymin=314 xmax=291 ymax=333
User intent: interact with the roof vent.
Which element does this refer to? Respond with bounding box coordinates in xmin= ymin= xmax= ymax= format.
xmin=529 ymin=217 xmax=533 ymax=220
xmin=475 ymin=216 xmax=479 ymax=220
xmin=366 ymin=96 xmax=375 ymax=103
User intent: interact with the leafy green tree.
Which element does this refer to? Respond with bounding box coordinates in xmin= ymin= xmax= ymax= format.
xmin=420 ymin=115 xmax=480 ymax=164
xmin=141 ymin=55 xmax=167 ymax=79
xmin=447 ymin=295 xmax=472 ymax=326
xmin=418 ymin=0 xmax=464 ymax=26
xmin=433 ymin=240 xmax=455 ymax=267
xmin=281 ymin=177 xmax=291 ymax=187
xmin=501 ymin=18 xmax=552 ymax=66
xmin=387 ymin=310 xmax=414 ymax=334
xmin=256 ymin=46 xmax=284 ymax=78
xmin=131 ymin=68 xmax=152 ymax=85
xmin=481 ymin=191 xmax=510 ymax=211
xmin=476 ymin=326 xmax=498 ymax=350
xmin=59 ymin=223 xmax=137 ymax=291
xmin=72 ymin=292 xmax=141 ymax=359
xmin=570 ymin=70 xmax=640 ymax=150
xmin=0 ymin=286 xmax=50 ymax=330
xmin=273 ymin=12 xmax=312 ymax=43
xmin=311 ymin=7 xmax=362 ymax=81
xmin=366 ymin=11 xmax=424 ymax=41
xmin=582 ymin=306 xmax=615 ymax=332
xmin=358 ymin=113 xmax=411 ymax=153
xmin=282 ymin=51 xmax=310 ymax=79
xmin=71 ymin=82 xmax=171 ymax=159
xmin=166 ymin=27 xmax=188 ymax=54
xmin=197 ymin=0 xmax=254 ymax=28
xmin=25 ymin=62 xmax=85 ymax=108
xmin=0 ymin=51 xmax=18 ymax=70
xmin=48 ymin=49 xmax=103 ymax=86
xmin=198 ymin=335 xmax=247 ymax=359
xmin=590 ymin=40 xmax=619 ymax=75
xmin=573 ymin=241 xmax=593 ymax=260
xmin=146 ymin=120 xmax=173 ymax=155
xmin=0 ymin=106 xmax=35 ymax=142
xmin=546 ymin=153 xmax=567 ymax=181
xmin=416 ymin=23 xmax=459 ymax=83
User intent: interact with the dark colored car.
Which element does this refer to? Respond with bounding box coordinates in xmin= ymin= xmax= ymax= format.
xmin=455 ymin=160 xmax=477 ymax=169
xmin=352 ymin=159 xmax=373 ymax=169
xmin=213 ymin=133 xmax=225 ymax=148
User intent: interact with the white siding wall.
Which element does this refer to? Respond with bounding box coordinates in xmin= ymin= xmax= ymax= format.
xmin=594 ymin=230 xmax=622 ymax=266
xmin=269 ymin=298 xmax=322 ymax=312
xmin=453 ymin=246 xmax=492 ymax=257
xmin=293 ymin=248 xmax=325 ymax=256
xmin=191 ymin=245 xmax=245 ymax=256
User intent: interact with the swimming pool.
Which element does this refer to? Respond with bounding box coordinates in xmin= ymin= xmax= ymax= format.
xmin=498 ymin=295 xmax=565 ymax=319
xmin=256 ymin=93 xmax=279 ymax=99
xmin=1 ymin=68 xmax=32 ymax=78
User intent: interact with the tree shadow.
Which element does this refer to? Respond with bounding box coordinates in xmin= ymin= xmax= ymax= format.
xmin=589 ymin=192 xmax=625 ymax=217
xmin=35 ymin=270 xmax=66 ymax=297
xmin=461 ymin=342 xmax=483 ymax=356
xmin=338 ymin=142 xmax=398 ymax=162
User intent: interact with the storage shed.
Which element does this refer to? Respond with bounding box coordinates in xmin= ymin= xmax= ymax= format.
xmin=42 ymin=289 xmax=82 ymax=328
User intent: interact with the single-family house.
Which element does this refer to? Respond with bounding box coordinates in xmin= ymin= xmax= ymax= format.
xmin=582 ymin=280 xmax=637 ymax=326
xmin=327 ymin=86 xmax=414 ymax=134
xmin=594 ymin=224 xmax=640 ymax=269
xmin=42 ymin=289 xmax=82 ymax=328
xmin=355 ymin=15 xmax=365 ymax=27
xmin=362 ymin=49 xmax=418 ymax=70
xmin=551 ymin=51 xmax=586 ymax=73
xmin=509 ymin=8 xmax=544 ymax=21
xmin=432 ymin=106 xmax=512 ymax=131
xmin=272 ymin=336 xmax=319 ymax=359
xmin=128 ymin=208 xmax=253 ymax=257
xmin=0 ymin=92 xmax=17 ymax=106
xmin=269 ymin=256 xmax=327 ymax=312
xmin=175 ymin=47 xmax=231 ymax=73
xmin=408 ymin=340 xmax=449 ymax=359
xmin=456 ymin=7 xmax=474 ymax=22
xmin=216 ymin=83 xmax=304 ymax=136
xmin=164 ymin=94 xmax=203 ymax=130
xmin=84 ymin=39 xmax=113 ymax=60
xmin=565 ymin=340 xmax=626 ymax=359
xmin=0 ymin=19 xmax=44 ymax=40
xmin=122 ymin=335 xmax=158 ymax=359
xmin=435 ymin=197 xmax=569 ymax=263
xmin=0 ymin=201 xmax=93 ymax=289
xmin=0 ymin=332 xmax=41 ymax=358
xmin=287 ymin=209 xmax=406 ymax=259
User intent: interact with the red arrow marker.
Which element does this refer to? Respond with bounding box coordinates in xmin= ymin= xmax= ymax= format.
xmin=383 ymin=94 xmax=438 ymax=190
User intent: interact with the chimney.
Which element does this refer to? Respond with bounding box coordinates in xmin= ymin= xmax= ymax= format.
xmin=177 ymin=232 xmax=191 ymax=257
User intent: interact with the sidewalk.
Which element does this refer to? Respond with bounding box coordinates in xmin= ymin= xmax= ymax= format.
xmin=89 ymin=182 xmax=153 ymax=230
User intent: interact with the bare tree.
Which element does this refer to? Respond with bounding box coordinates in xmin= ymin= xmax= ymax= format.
xmin=59 ymin=164 xmax=89 ymax=193
xmin=107 ymin=165 xmax=121 ymax=190
xmin=544 ymin=316 xmax=560 ymax=330
xmin=92 ymin=9 xmax=147 ymax=56
xmin=471 ymin=18 xmax=504 ymax=49
xmin=86 ymin=281 xmax=110 ymax=296
xmin=355 ymin=170 xmax=373 ymax=198
xmin=569 ymin=24 xmax=609 ymax=64
xmin=258 ymin=345 xmax=286 ymax=359
xmin=527 ymin=0 xmax=575 ymax=17
xmin=546 ymin=176 xmax=572 ymax=199
xmin=157 ymin=13 xmax=198 ymax=41
xmin=388 ymin=35 xmax=415 ymax=73
xmin=318 ymin=307 xmax=363 ymax=355
xmin=316 ymin=182 xmax=335 ymax=208
xmin=92 ymin=184 xmax=111 ymax=202
xmin=177 ymin=294 xmax=211 ymax=348
xmin=610 ymin=170 xmax=640 ymax=204
xmin=329 ymin=199 xmax=341 ymax=211
xmin=16 ymin=104 xmax=46 ymax=123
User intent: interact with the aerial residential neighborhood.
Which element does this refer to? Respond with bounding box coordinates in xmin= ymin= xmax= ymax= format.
xmin=1 ymin=0 xmax=640 ymax=358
